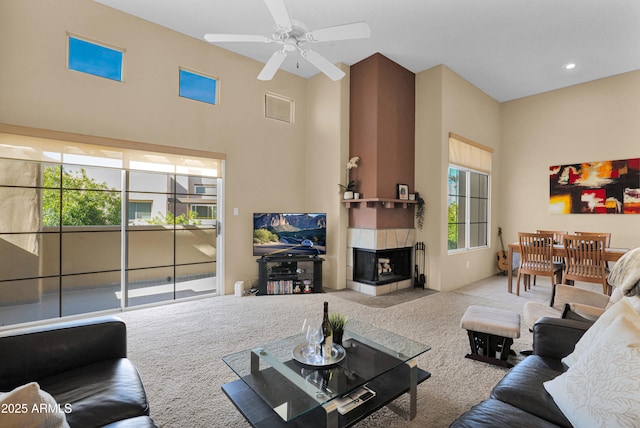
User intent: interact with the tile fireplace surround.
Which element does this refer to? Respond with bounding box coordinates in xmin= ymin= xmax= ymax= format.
xmin=347 ymin=228 xmax=416 ymax=296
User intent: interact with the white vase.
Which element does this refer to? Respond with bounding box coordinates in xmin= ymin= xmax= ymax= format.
xmin=343 ymin=191 xmax=354 ymax=200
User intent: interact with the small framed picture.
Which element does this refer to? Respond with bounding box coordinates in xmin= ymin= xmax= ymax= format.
xmin=397 ymin=184 xmax=409 ymax=200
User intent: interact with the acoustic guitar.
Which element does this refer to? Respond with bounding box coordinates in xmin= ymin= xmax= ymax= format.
xmin=497 ymin=227 xmax=509 ymax=272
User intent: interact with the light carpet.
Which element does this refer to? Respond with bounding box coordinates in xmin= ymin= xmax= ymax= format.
xmin=328 ymin=287 xmax=439 ymax=308
xmin=117 ymin=289 xmax=532 ymax=427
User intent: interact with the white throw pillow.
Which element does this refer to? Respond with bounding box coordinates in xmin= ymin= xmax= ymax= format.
xmin=0 ymin=382 xmax=70 ymax=428
xmin=544 ymin=316 xmax=640 ymax=428
xmin=626 ymin=296 xmax=640 ymax=313
xmin=606 ymin=287 xmax=624 ymax=309
xmin=563 ymin=298 xmax=640 ymax=366
xmin=606 ymin=288 xmax=640 ymax=313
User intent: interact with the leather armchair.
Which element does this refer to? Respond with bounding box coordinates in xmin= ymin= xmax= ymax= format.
xmin=450 ymin=317 xmax=591 ymax=427
xmin=0 ymin=316 xmax=156 ymax=428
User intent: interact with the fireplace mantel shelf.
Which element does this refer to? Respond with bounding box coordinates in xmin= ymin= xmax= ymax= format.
xmin=342 ymin=198 xmax=418 ymax=209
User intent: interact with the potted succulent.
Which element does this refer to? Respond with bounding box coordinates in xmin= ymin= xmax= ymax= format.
xmin=338 ymin=156 xmax=360 ymax=200
xmin=329 ymin=312 xmax=347 ymax=346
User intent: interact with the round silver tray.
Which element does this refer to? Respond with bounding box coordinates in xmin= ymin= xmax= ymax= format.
xmin=292 ymin=343 xmax=346 ymax=367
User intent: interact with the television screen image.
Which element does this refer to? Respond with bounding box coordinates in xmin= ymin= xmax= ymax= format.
xmin=253 ymin=213 xmax=326 ymax=257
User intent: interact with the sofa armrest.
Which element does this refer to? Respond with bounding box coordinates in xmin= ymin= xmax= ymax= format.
xmin=552 ymin=284 xmax=610 ymax=311
xmin=0 ymin=316 xmax=127 ymax=390
xmin=562 ymin=302 xmax=606 ymax=322
xmin=532 ymin=317 xmax=591 ymax=360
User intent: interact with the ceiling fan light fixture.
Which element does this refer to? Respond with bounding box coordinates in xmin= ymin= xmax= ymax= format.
xmin=204 ymin=0 xmax=369 ymax=81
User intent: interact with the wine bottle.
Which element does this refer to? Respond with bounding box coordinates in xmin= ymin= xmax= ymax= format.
xmin=321 ymin=301 xmax=333 ymax=360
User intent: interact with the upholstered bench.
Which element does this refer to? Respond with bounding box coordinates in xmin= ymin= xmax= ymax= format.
xmin=460 ymin=305 xmax=521 ymax=368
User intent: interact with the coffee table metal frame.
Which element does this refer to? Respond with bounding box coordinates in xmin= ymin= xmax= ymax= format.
xmin=222 ymin=319 xmax=430 ymax=428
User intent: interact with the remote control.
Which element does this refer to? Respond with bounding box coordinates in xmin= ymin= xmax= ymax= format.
xmin=359 ymin=391 xmax=374 ymax=401
xmin=335 ymin=386 xmax=376 ymax=415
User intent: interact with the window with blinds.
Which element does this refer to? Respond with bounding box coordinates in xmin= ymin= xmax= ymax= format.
xmin=448 ymin=133 xmax=492 ymax=252
xmin=0 ymin=126 xmax=225 ymax=326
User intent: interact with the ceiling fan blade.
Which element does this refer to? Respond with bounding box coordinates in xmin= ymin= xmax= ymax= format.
xmin=264 ymin=0 xmax=292 ymax=29
xmin=204 ymin=34 xmax=271 ymax=43
xmin=308 ymin=22 xmax=371 ymax=42
xmin=301 ymin=49 xmax=345 ymax=81
xmin=257 ymin=50 xmax=288 ymax=81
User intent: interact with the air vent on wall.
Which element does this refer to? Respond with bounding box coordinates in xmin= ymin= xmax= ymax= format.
xmin=265 ymin=93 xmax=294 ymax=123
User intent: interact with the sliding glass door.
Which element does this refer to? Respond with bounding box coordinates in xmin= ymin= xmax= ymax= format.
xmin=125 ymin=170 xmax=218 ymax=307
xmin=0 ymin=156 xmax=220 ymax=327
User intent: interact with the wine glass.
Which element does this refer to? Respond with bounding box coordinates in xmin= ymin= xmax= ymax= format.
xmin=306 ymin=325 xmax=323 ymax=364
xmin=301 ymin=319 xmax=313 ymax=357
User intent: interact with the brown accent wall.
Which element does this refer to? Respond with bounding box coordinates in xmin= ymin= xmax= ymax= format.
xmin=349 ymin=54 xmax=416 ymax=229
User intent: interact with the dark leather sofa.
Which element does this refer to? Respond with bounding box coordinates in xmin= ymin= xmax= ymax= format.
xmin=0 ymin=316 xmax=156 ymax=427
xmin=450 ymin=317 xmax=591 ymax=427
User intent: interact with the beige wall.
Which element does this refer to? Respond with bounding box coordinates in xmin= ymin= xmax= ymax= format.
xmin=415 ymin=66 xmax=502 ymax=291
xmin=415 ymin=66 xmax=640 ymax=291
xmin=500 ymin=70 xmax=640 ymax=249
xmin=2 ymin=0 xmax=638 ymax=297
xmin=305 ymin=65 xmax=351 ymax=290
xmin=0 ymin=0 xmax=312 ymax=294
xmin=415 ymin=66 xmax=444 ymax=290
xmin=441 ymin=68 xmax=501 ymax=291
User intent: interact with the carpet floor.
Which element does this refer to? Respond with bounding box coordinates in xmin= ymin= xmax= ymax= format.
xmin=328 ymin=287 xmax=439 ymax=308
xmin=117 ymin=280 xmax=535 ymax=427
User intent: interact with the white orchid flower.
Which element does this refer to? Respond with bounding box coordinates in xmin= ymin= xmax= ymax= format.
xmin=346 ymin=156 xmax=360 ymax=170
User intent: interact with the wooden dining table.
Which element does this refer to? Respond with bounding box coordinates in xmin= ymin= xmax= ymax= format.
xmin=507 ymin=243 xmax=630 ymax=294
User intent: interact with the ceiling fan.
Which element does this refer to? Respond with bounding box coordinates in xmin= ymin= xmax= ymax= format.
xmin=204 ymin=0 xmax=371 ymax=81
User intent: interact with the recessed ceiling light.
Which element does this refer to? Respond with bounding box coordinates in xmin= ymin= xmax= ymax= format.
xmin=564 ymin=63 xmax=576 ymax=70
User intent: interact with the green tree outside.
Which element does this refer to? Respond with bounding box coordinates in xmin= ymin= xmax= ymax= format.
xmin=448 ymin=201 xmax=458 ymax=249
xmin=42 ymin=166 xmax=121 ymax=226
xmin=146 ymin=211 xmax=202 ymax=225
xmin=448 ymin=168 xmax=460 ymax=250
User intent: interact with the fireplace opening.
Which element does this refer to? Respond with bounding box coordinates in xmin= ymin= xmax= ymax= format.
xmin=353 ymin=247 xmax=412 ymax=285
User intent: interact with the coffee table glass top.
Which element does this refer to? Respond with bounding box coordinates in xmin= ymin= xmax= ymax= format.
xmin=222 ymin=319 xmax=430 ymax=422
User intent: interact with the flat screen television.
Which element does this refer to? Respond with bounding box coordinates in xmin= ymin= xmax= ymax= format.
xmin=253 ymin=213 xmax=326 ymax=257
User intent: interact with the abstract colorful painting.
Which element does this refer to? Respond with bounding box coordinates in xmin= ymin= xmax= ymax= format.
xmin=550 ymin=158 xmax=640 ymax=214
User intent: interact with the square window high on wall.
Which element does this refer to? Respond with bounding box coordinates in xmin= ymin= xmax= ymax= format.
xmin=67 ymin=34 xmax=124 ymax=81
xmin=179 ymin=68 xmax=218 ymax=105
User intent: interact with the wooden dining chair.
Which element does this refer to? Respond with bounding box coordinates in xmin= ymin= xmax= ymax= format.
xmin=574 ymin=231 xmax=611 ymax=248
xmin=537 ymin=230 xmax=568 ymax=244
xmin=516 ymin=232 xmax=563 ymax=296
xmin=562 ymin=234 xmax=610 ymax=295
xmin=574 ymin=231 xmax=612 ymax=269
xmin=532 ymin=230 xmax=567 ymax=285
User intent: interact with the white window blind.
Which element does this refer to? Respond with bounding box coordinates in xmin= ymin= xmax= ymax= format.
xmin=0 ymin=128 xmax=224 ymax=178
xmin=448 ymin=132 xmax=492 ymax=173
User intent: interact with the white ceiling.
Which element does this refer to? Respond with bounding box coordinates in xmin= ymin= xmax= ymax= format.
xmin=96 ymin=0 xmax=640 ymax=102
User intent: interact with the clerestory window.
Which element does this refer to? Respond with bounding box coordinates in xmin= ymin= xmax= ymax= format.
xmin=179 ymin=68 xmax=218 ymax=105
xmin=68 ymin=35 xmax=124 ymax=82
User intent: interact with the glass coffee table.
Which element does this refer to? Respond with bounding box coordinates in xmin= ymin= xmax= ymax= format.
xmin=221 ymin=319 xmax=431 ymax=428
